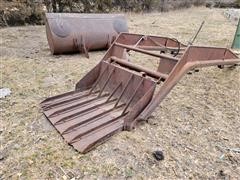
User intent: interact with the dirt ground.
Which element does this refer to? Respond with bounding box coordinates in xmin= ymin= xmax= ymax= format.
xmin=1 ymin=7 xmax=240 ymax=179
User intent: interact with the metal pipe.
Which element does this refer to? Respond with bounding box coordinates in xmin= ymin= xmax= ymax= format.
xmin=114 ymin=42 xmax=179 ymax=61
xmin=110 ymin=56 xmax=169 ymax=79
xmin=137 ymin=45 xmax=185 ymax=52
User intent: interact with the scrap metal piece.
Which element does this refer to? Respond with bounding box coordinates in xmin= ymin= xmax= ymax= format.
xmin=41 ymin=33 xmax=240 ymax=153
xmin=45 ymin=13 xmax=128 ymax=57
xmin=188 ymin=21 xmax=205 ymax=45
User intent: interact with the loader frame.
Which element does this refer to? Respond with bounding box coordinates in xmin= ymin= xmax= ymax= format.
xmin=41 ymin=33 xmax=240 ymax=153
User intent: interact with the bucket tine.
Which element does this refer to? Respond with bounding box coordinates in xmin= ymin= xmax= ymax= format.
xmin=106 ymin=82 xmax=122 ymax=102
xmin=98 ymin=67 xmax=115 ymax=97
xmin=121 ymin=78 xmax=144 ymax=115
xmin=114 ymin=74 xmax=133 ymax=108
xmin=89 ymin=66 xmax=108 ymax=94
xmin=61 ymin=102 xmax=123 ymax=135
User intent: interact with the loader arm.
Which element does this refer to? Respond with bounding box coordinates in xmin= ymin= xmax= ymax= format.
xmin=136 ymin=46 xmax=240 ymax=122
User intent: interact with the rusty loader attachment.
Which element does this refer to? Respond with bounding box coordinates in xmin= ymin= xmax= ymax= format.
xmin=41 ymin=33 xmax=240 ymax=153
xmin=45 ymin=13 xmax=128 ymax=57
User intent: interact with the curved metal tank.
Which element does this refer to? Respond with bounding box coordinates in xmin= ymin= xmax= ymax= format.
xmin=45 ymin=13 xmax=128 ymax=57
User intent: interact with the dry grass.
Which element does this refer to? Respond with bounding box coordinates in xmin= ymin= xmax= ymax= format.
xmin=1 ymin=7 xmax=240 ymax=179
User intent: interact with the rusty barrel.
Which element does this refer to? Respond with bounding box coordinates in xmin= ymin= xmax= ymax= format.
xmin=45 ymin=13 xmax=128 ymax=56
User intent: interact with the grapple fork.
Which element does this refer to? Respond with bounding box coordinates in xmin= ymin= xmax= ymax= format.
xmin=41 ymin=60 xmax=157 ymax=153
xmin=41 ymin=33 xmax=240 ymax=153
